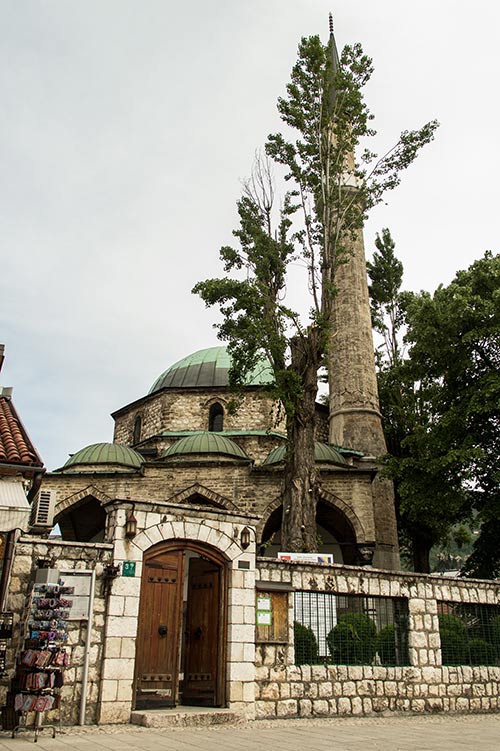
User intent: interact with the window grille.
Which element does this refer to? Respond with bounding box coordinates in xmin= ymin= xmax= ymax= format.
xmin=437 ymin=601 xmax=500 ymax=666
xmin=294 ymin=591 xmax=409 ymax=666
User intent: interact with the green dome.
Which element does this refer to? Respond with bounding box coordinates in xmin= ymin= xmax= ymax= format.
xmin=162 ymin=432 xmax=249 ymax=461
xmin=63 ymin=443 xmax=144 ymax=470
xmin=262 ymin=442 xmax=347 ymax=467
xmin=149 ymin=346 xmax=274 ymax=393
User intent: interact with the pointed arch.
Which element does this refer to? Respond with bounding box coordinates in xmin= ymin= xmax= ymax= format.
xmin=317 ymin=487 xmax=366 ymax=542
xmin=257 ymin=488 xmax=366 ymax=564
xmin=54 ymin=484 xmax=112 ymax=517
xmin=166 ymin=484 xmax=238 ymax=511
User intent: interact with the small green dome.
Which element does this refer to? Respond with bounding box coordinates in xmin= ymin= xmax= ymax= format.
xmin=162 ymin=432 xmax=249 ymax=461
xmin=262 ymin=442 xmax=347 ymax=467
xmin=149 ymin=346 xmax=274 ymax=393
xmin=63 ymin=443 xmax=143 ymax=470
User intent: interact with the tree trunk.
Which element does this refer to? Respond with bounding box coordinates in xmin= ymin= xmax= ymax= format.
xmin=412 ymin=537 xmax=431 ymax=574
xmin=281 ymin=333 xmax=320 ymax=552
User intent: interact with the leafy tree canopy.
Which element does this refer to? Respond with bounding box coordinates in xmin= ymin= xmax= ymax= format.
xmin=370 ymin=245 xmax=500 ymax=575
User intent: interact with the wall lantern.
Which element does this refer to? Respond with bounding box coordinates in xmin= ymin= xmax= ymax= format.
xmin=240 ymin=526 xmax=251 ymax=550
xmin=125 ymin=509 xmax=138 ymax=539
xmin=103 ymin=564 xmax=120 ymax=580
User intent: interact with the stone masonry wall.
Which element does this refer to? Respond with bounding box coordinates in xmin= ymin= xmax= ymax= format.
xmin=113 ymin=389 xmax=285 ymax=446
xmin=255 ymin=559 xmax=500 ymax=718
xmin=4 ymin=538 xmax=113 ymax=725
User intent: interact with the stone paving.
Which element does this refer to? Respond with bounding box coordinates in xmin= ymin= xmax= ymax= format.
xmin=0 ymin=714 xmax=499 ymax=751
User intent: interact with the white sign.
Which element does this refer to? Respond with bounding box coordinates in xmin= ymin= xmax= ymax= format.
xmin=257 ymin=596 xmax=271 ymax=611
xmin=59 ymin=572 xmax=92 ymax=620
xmin=277 ymin=552 xmax=334 ymax=564
xmin=257 ymin=611 xmax=272 ymax=626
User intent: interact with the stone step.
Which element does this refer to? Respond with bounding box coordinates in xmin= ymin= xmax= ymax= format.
xmin=130 ymin=706 xmax=244 ymax=728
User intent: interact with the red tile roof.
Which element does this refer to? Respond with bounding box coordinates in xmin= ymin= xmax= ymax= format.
xmin=0 ymin=397 xmax=43 ymax=468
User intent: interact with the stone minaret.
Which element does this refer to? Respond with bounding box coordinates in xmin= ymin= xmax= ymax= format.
xmin=326 ymin=18 xmax=399 ymax=569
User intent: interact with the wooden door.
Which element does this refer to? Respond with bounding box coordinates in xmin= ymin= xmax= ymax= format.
xmin=134 ymin=549 xmax=183 ymax=709
xmin=182 ymin=557 xmax=221 ymax=706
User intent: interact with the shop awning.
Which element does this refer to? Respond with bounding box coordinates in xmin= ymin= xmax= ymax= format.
xmin=0 ymin=481 xmax=30 ymax=532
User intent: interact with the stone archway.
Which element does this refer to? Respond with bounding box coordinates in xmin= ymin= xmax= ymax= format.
xmin=55 ymin=486 xmax=111 ymax=542
xmin=258 ymin=489 xmax=366 ymax=564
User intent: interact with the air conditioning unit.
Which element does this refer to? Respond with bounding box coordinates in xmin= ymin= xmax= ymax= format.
xmin=29 ymin=490 xmax=55 ymax=529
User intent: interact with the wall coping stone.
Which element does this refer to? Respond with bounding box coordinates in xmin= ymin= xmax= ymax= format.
xmin=19 ymin=537 xmax=114 ymax=550
xmin=256 ymin=558 xmax=500 ymax=590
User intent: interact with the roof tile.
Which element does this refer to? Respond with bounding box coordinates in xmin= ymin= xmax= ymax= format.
xmin=0 ymin=397 xmax=43 ymax=468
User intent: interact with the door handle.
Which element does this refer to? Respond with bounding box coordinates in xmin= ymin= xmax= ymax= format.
xmin=158 ymin=624 xmax=168 ymax=637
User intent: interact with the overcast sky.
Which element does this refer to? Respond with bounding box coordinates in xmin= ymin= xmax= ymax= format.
xmin=1 ymin=0 xmax=499 ymax=471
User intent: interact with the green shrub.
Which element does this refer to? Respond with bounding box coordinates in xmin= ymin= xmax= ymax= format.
xmin=376 ymin=624 xmax=396 ymax=665
xmin=439 ymin=614 xmax=468 ymax=665
xmin=327 ymin=612 xmax=377 ymax=665
xmin=486 ymin=615 xmax=500 ymax=656
xmin=294 ymin=621 xmax=319 ymax=665
xmin=468 ymin=638 xmax=497 ymax=665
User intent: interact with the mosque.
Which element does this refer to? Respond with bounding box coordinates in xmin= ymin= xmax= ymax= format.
xmin=46 ymin=343 xmax=398 ymax=569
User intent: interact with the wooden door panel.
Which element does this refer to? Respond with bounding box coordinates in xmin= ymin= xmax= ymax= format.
xmin=182 ymin=557 xmax=220 ymax=706
xmin=135 ymin=550 xmax=183 ymax=709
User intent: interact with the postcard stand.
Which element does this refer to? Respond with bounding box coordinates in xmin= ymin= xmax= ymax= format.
xmin=11 ymin=582 xmax=72 ymax=742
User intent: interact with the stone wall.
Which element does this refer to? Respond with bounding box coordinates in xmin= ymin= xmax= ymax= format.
xmin=4 ymin=538 xmax=113 ymax=725
xmin=255 ymin=558 xmax=500 ymax=718
xmin=113 ymin=388 xmax=285 ymax=446
xmin=47 ymin=461 xmax=380 ymax=560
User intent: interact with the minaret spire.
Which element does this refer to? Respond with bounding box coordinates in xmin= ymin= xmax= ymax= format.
xmin=327 ymin=13 xmax=340 ymax=109
xmin=326 ymin=15 xmax=399 ymax=568
xmin=328 ymin=13 xmax=340 ymax=72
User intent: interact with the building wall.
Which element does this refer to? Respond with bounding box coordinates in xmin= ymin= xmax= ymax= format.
xmin=6 ymin=540 xmax=500 ymax=726
xmin=46 ymin=461 xmax=380 ymax=559
xmin=98 ymin=503 xmax=257 ymax=723
xmin=4 ymin=538 xmax=113 ymax=725
xmin=113 ymin=389 xmax=285 ymax=446
xmin=255 ymin=559 xmax=500 ymax=718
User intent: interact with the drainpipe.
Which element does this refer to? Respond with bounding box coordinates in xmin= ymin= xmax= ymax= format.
xmin=27 ymin=469 xmax=45 ymax=504
xmin=79 ymin=570 xmax=96 ymax=726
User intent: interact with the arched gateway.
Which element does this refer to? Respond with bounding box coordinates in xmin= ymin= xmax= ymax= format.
xmin=134 ymin=539 xmax=228 ymax=709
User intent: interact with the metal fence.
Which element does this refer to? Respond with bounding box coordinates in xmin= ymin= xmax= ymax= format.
xmin=294 ymin=591 xmax=409 ymax=666
xmin=437 ymin=601 xmax=500 ymax=666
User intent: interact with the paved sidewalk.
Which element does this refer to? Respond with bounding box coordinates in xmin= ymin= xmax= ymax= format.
xmin=0 ymin=714 xmax=499 ymax=751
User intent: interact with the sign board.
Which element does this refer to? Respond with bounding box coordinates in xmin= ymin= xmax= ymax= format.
xmin=58 ymin=571 xmax=92 ymax=620
xmin=277 ymin=552 xmax=334 ymax=565
xmin=122 ymin=561 xmax=136 ymax=577
xmin=256 ymin=595 xmax=272 ymax=627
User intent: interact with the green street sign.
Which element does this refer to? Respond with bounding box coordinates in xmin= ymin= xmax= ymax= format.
xmin=122 ymin=561 xmax=136 ymax=577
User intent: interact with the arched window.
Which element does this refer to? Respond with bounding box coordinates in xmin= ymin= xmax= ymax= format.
xmin=133 ymin=415 xmax=142 ymax=445
xmin=208 ymin=402 xmax=224 ymax=432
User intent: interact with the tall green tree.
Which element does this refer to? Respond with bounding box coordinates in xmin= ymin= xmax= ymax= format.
xmin=404 ymin=252 xmax=500 ymax=577
xmin=194 ymin=29 xmax=438 ymax=552
xmin=369 ymin=245 xmax=500 ymax=574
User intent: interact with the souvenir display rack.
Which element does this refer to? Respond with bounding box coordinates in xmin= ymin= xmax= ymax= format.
xmin=0 ymin=611 xmax=13 ymax=677
xmin=10 ymin=583 xmax=72 ymax=742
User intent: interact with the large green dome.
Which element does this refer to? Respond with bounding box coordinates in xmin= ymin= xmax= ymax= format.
xmin=162 ymin=432 xmax=249 ymax=461
xmin=149 ymin=346 xmax=274 ymax=393
xmin=62 ymin=443 xmax=144 ymax=470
